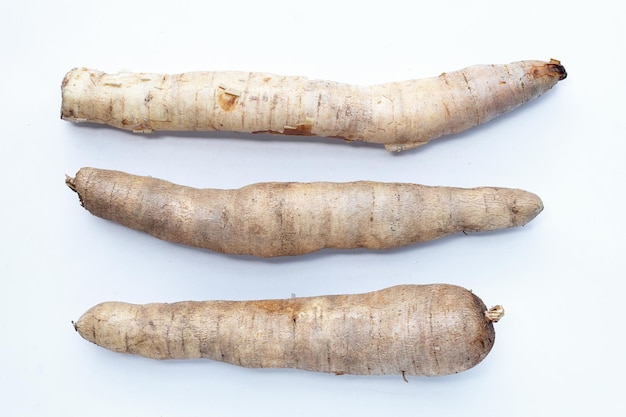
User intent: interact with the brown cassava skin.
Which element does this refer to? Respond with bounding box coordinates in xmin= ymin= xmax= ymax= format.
xmin=61 ymin=59 xmax=566 ymax=151
xmin=66 ymin=167 xmax=543 ymax=258
xmin=74 ymin=284 xmax=500 ymax=377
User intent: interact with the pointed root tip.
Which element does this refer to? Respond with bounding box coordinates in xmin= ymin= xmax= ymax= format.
xmin=65 ymin=173 xmax=86 ymax=207
xmin=513 ymin=191 xmax=544 ymax=226
xmin=65 ymin=174 xmax=77 ymax=192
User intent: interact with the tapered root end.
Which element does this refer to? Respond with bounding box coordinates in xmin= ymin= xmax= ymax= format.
xmin=65 ymin=173 xmax=86 ymax=207
xmin=510 ymin=191 xmax=544 ymax=227
xmin=74 ymin=302 xmax=140 ymax=355
xmin=65 ymin=175 xmax=77 ymax=192
xmin=74 ymin=303 xmax=116 ymax=347
xmin=73 ymin=307 xmax=96 ymax=343
xmin=532 ymin=59 xmax=567 ymax=81
xmin=73 ymin=317 xmax=90 ymax=343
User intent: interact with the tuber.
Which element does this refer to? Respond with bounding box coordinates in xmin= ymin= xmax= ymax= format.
xmin=74 ymin=284 xmax=504 ymax=377
xmin=61 ymin=59 xmax=566 ymax=151
xmin=66 ymin=167 xmax=543 ymax=257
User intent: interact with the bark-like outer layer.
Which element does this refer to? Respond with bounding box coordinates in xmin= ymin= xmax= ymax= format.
xmin=75 ymin=284 xmax=498 ymax=377
xmin=61 ymin=60 xmax=566 ymax=151
xmin=66 ymin=167 xmax=543 ymax=257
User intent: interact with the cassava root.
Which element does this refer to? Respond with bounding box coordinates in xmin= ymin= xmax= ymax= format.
xmin=74 ymin=284 xmax=504 ymax=377
xmin=61 ymin=59 xmax=566 ymax=151
xmin=66 ymin=167 xmax=543 ymax=257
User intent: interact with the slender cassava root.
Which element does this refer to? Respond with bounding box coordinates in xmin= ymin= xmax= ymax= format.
xmin=61 ymin=59 xmax=566 ymax=151
xmin=74 ymin=284 xmax=504 ymax=377
xmin=66 ymin=167 xmax=543 ymax=257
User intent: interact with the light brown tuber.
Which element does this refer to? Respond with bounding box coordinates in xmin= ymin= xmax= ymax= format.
xmin=74 ymin=284 xmax=504 ymax=377
xmin=66 ymin=167 xmax=543 ymax=257
xmin=60 ymin=59 xmax=566 ymax=151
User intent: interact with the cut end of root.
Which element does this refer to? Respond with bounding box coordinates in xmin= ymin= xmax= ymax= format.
xmin=548 ymin=58 xmax=567 ymax=80
xmin=532 ymin=59 xmax=567 ymax=81
xmin=485 ymin=305 xmax=505 ymax=322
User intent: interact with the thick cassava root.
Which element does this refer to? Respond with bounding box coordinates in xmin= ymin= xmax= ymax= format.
xmin=66 ymin=167 xmax=543 ymax=257
xmin=61 ymin=59 xmax=566 ymax=151
xmin=74 ymin=284 xmax=504 ymax=377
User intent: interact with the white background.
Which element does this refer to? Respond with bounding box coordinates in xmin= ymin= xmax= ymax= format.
xmin=1 ymin=1 xmax=624 ymax=416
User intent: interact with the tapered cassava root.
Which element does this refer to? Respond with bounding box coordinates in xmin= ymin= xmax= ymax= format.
xmin=61 ymin=59 xmax=566 ymax=151
xmin=66 ymin=167 xmax=543 ymax=257
xmin=74 ymin=284 xmax=504 ymax=377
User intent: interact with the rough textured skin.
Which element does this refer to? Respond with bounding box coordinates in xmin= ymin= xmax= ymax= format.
xmin=61 ymin=59 xmax=566 ymax=151
xmin=66 ymin=167 xmax=544 ymax=257
xmin=74 ymin=284 xmax=499 ymax=377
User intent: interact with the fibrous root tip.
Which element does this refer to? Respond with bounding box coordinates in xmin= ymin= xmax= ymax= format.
xmin=485 ymin=305 xmax=505 ymax=322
